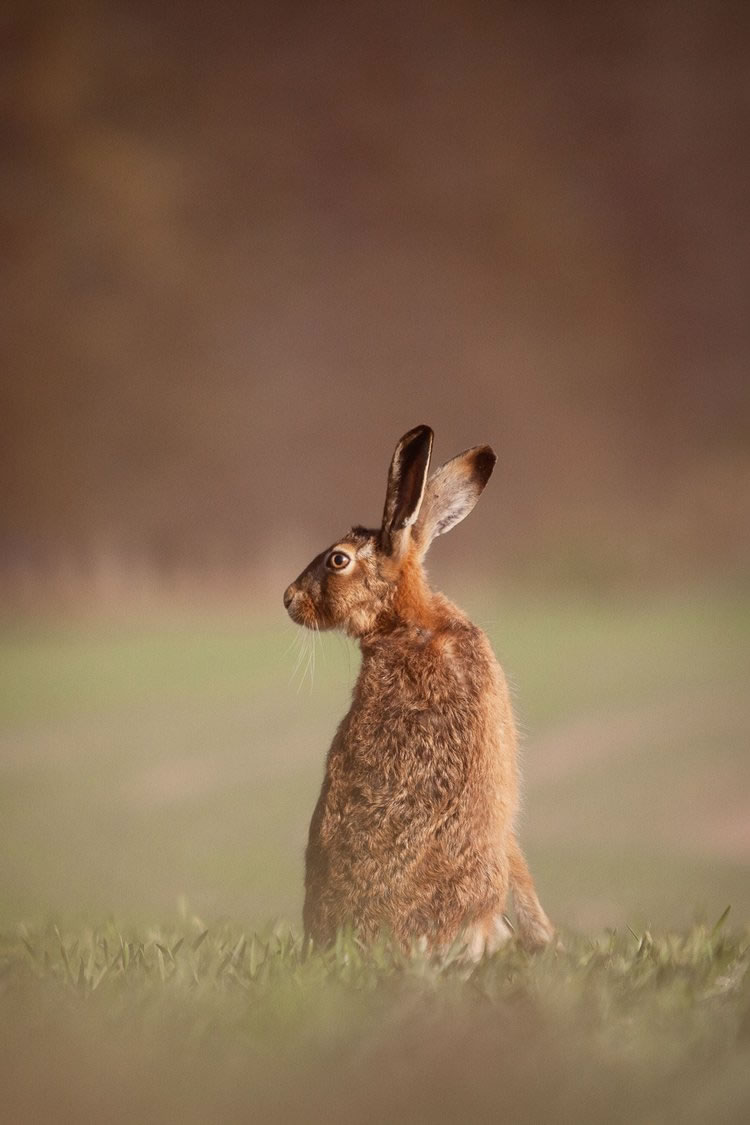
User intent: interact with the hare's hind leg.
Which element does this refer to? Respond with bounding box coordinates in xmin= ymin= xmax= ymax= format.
xmin=508 ymin=836 xmax=555 ymax=950
xmin=463 ymin=913 xmax=513 ymax=962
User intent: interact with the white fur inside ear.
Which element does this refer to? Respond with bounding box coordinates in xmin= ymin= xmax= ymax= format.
xmin=415 ymin=450 xmax=490 ymax=551
xmin=401 ymin=470 xmax=428 ymax=529
xmin=431 ymin=478 xmax=480 ymax=537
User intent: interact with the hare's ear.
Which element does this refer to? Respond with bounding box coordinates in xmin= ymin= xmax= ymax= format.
xmin=381 ymin=425 xmax=434 ymax=557
xmin=414 ymin=445 xmax=496 ymax=555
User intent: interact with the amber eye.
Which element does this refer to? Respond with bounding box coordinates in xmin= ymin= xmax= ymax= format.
xmin=326 ymin=550 xmax=351 ymax=571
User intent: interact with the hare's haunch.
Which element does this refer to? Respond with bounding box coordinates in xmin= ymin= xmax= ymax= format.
xmin=284 ymin=425 xmax=553 ymax=956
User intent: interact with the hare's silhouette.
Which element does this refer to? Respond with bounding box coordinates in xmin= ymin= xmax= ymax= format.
xmin=284 ymin=425 xmax=553 ymax=955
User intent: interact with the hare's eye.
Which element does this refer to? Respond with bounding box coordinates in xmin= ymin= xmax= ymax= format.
xmin=326 ymin=550 xmax=351 ymax=571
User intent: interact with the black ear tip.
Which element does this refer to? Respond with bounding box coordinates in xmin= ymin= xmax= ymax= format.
xmin=399 ymin=424 xmax=434 ymax=446
xmin=474 ymin=446 xmax=497 ymax=482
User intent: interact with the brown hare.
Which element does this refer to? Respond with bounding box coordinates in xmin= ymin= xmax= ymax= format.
xmin=283 ymin=425 xmax=554 ymax=957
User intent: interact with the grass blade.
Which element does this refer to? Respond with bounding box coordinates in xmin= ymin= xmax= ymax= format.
xmin=712 ymin=905 xmax=731 ymax=936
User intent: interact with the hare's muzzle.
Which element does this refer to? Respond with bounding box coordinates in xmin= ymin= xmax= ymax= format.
xmin=284 ymin=583 xmax=315 ymax=628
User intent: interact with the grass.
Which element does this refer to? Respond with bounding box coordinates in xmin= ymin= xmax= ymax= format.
xmin=2 ymin=916 xmax=749 ymax=1123
xmin=0 ymin=580 xmax=748 ymax=1120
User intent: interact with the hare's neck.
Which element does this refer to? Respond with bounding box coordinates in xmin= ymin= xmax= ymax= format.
xmin=389 ymin=557 xmax=442 ymax=630
xmin=359 ymin=578 xmax=457 ymax=651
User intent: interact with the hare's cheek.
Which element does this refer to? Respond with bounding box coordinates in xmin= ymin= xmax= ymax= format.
xmin=344 ymin=603 xmax=377 ymax=638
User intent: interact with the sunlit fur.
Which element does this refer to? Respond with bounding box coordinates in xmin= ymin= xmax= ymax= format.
xmin=284 ymin=427 xmax=554 ymax=956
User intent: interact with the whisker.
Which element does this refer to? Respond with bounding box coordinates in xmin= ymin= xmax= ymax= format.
xmin=288 ymin=628 xmax=303 ymax=673
xmin=311 ymin=624 xmax=319 ymax=692
xmin=281 ymin=626 xmax=302 ymax=661
xmin=317 ymin=621 xmax=328 ymax=672
xmin=289 ymin=628 xmax=308 ymax=688
xmin=309 ymin=621 xmax=321 ymax=694
xmin=296 ymin=630 xmax=313 ymax=695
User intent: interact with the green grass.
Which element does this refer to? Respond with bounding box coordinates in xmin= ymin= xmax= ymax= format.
xmin=2 ymin=917 xmax=749 ymax=1123
xmin=0 ymin=584 xmax=747 ymax=928
xmin=0 ymin=582 xmax=748 ymax=1120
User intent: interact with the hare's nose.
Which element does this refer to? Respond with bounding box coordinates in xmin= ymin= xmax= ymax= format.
xmin=283 ymin=585 xmax=295 ymax=609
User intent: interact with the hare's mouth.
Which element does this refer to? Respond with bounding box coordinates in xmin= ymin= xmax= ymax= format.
xmin=286 ymin=592 xmax=321 ymax=630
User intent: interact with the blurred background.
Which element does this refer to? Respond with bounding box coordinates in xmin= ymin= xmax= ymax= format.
xmin=1 ymin=0 xmax=748 ymax=933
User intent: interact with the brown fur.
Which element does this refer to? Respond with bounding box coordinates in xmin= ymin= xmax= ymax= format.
xmin=284 ymin=426 xmax=554 ymax=955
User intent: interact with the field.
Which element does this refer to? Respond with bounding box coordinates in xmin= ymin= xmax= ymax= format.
xmin=3 ymin=920 xmax=749 ymax=1122
xmin=1 ymin=582 xmax=749 ymax=1121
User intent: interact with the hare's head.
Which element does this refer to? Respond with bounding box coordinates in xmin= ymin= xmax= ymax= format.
xmin=283 ymin=426 xmax=496 ymax=638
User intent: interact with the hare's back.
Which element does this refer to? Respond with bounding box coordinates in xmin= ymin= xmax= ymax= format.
xmin=346 ymin=620 xmax=513 ymax=777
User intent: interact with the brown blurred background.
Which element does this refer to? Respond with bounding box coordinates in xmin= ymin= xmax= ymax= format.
xmin=2 ymin=0 xmax=748 ymax=598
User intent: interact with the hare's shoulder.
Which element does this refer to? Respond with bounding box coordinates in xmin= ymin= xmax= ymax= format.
xmin=432 ymin=615 xmax=495 ymax=661
xmin=362 ymin=615 xmax=500 ymax=704
xmin=426 ymin=614 xmax=499 ymax=679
